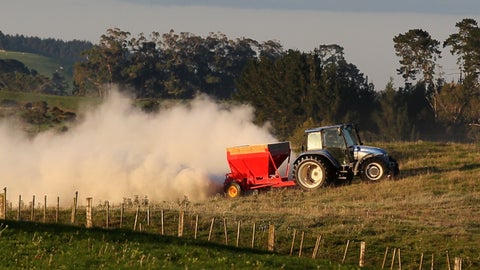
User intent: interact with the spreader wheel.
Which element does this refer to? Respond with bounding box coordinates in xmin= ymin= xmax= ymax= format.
xmin=226 ymin=182 xmax=241 ymax=198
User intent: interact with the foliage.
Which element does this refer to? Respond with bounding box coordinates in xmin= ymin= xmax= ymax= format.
xmin=444 ymin=18 xmax=480 ymax=87
xmin=393 ymin=29 xmax=441 ymax=85
xmin=3 ymin=18 xmax=480 ymax=142
xmin=74 ymin=28 xmax=283 ymax=99
xmin=389 ymin=18 xmax=480 ymax=141
xmin=373 ymin=79 xmax=412 ymax=140
xmin=234 ymin=45 xmax=375 ymax=140
xmin=393 ymin=29 xmax=442 ymax=121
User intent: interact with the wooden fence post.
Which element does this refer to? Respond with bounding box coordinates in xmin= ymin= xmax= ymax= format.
xmin=431 ymin=253 xmax=434 ymax=270
xmin=86 ymin=197 xmax=93 ymax=228
xmin=133 ymin=206 xmax=140 ymax=231
xmin=17 ymin=195 xmax=21 ymax=221
xmin=267 ymin=224 xmax=275 ymax=252
xmin=147 ymin=206 xmax=151 ymax=226
xmin=0 ymin=187 xmax=6 ymax=220
xmin=120 ymin=203 xmax=124 ymax=228
xmin=418 ymin=253 xmax=424 ymax=270
xmin=390 ymin=248 xmax=397 ymax=270
xmin=342 ymin=240 xmax=350 ymax=263
xmin=251 ymin=222 xmax=256 ymax=248
xmin=178 ymin=210 xmax=184 ymax=237
xmin=71 ymin=191 xmax=78 ymax=224
xmin=397 ymin=248 xmax=402 ymax=270
xmin=3 ymin=187 xmax=6 ymax=220
xmin=208 ymin=217 xmax=215 ymax=241
xmin=382 ymin=247 xmax=389 ymax=269
xmin=289 ymin=229 xmax=297 ymax=256
xmin=43 ymin=195 xmax=47 ymax=223
xmin=312 ymin=235 xmax=322 ymax=259
xmin=298 ymin=231 xmax=305 ymax=257
xmin=194 ymin=215 xmax=199 ymax=239
xmin=55 ymin=197 xmax=59 ymax=223
xmin=160 ymin=209 xmax=164 ymax=235
xmin=236 ymin=220 xmax=241 ymax=247
xmin=105 ymin=201 xmax=110 ymax=229
xmin=446 ymin=251 xmax=451 ymax=270
xmin=0 ymin=188 xmax=5 ymax=220
xmin=454 ymin=257 xmax=462 ymax=270
xmin=223 ymin=218 xmax=229 ymax=245
xmin=30 ymin=195 xmax=35 ymax=221
xmin=359 ymin=241 xmax=366 ymax=267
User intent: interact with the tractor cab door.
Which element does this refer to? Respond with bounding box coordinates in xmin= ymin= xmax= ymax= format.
xmin=322 ymin=129 xmax=351 ymax=165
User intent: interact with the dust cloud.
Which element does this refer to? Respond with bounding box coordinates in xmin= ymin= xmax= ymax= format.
xmin=0 ymin=92 xmax=276 ymax=205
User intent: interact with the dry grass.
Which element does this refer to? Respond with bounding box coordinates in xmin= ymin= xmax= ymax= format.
xmin=179 ymin=141 xmax=480 ymax=268
xmin=4 ymin=141 xmax=479 ymax=268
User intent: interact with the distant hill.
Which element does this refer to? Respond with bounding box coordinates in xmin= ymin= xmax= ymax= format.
xmin=0 ymin=31 xmax=93 ymax=63
xmin=0 ymin=50 xmax=74 ymax=92
xmin=0 ymin=50 xmax=70 ymax=79
xmin=0 ymin=31 xmax=93 ymax=92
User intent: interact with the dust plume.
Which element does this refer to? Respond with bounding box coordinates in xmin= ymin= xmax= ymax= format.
xmin=0 ymin=92 xmax=276 ymax=205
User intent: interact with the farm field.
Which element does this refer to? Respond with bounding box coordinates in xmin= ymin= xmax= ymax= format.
xmin=0 ymin=92 xmax=479 ymax=269
xmin=1 ymin=141 xmax=479 ymax=269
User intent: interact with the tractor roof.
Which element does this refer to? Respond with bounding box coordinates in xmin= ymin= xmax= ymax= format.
xmin=305 ymin=123 xmax=354 ymax=134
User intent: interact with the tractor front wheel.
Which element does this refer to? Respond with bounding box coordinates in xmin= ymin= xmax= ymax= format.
xmin=294 ymin=156 xmax=329 ymax=190
xmin=225 ymin=182 xmax=241 ymax=198
xmin=361 ymin=157 xmax=387 ymax=182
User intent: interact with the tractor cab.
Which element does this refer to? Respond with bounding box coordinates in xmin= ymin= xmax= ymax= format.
xmin=305 ymin=124 xmax=360 ymax=165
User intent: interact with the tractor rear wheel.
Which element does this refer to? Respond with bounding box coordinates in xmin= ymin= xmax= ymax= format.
xmin=225 ymin=182 xmax=241 ymax=198
xmin=361 ymin=157 xmax=387 ymax=182
xmin=294 ymin=156 xmax=329 ymax=190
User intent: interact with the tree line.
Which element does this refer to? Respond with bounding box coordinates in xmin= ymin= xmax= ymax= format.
xmin=0 ymin=19 xmax=479 ymax=142
xmin=72 ymin=29 xmax=283 ymax=98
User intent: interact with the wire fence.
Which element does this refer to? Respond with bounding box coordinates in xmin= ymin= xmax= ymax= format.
xmin=0 ymin=189 xmax=467 ymax=269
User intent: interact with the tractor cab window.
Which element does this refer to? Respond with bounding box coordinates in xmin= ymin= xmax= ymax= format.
xmin=306 ymin=131 xmax=322 ymax=150
xmin=323 ymin=128 xmax=348 ymax=164
xmin=342 ymin=125 xmax=360 ymax=147
xmin=322 ymin=129 xmax=345 ymax=149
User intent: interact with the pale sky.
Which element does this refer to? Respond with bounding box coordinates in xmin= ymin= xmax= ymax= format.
xmin=1 ymin=0 xmax=479 ymax=88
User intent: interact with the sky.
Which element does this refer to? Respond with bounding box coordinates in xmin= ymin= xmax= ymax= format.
xmin=1 ymin=0 xmax=479 ymax=88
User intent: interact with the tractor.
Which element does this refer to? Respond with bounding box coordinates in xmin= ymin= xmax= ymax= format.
xmin=224 ymin=123 xmax=399 ymax=198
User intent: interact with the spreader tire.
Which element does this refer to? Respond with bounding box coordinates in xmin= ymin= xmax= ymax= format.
xmin=361 ymin=157 xmax=387 ymax=182
xmin=225 ymin=182 xmax=241 ymax=198
xmin=293 ymin=156 xmax=329 ymax=190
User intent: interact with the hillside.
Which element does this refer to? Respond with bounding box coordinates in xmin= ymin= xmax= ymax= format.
xmin=0 ymin=50 xmax=73 ymax=85
xmin=181 ymin=141 xmax=480 ymax=269
xmin=0 ymin=92 xmax=479 ymax=268
xmin=1 ymin=142 xmax=479 ymax=268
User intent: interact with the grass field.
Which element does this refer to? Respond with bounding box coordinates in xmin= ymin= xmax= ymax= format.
xmin=0 ymin=92 xmax=479 ymax=269
xmin=1 ymin=141 xmax=479 ymax=269
xmin=0 ymin=220 xmax=364 ymax=269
